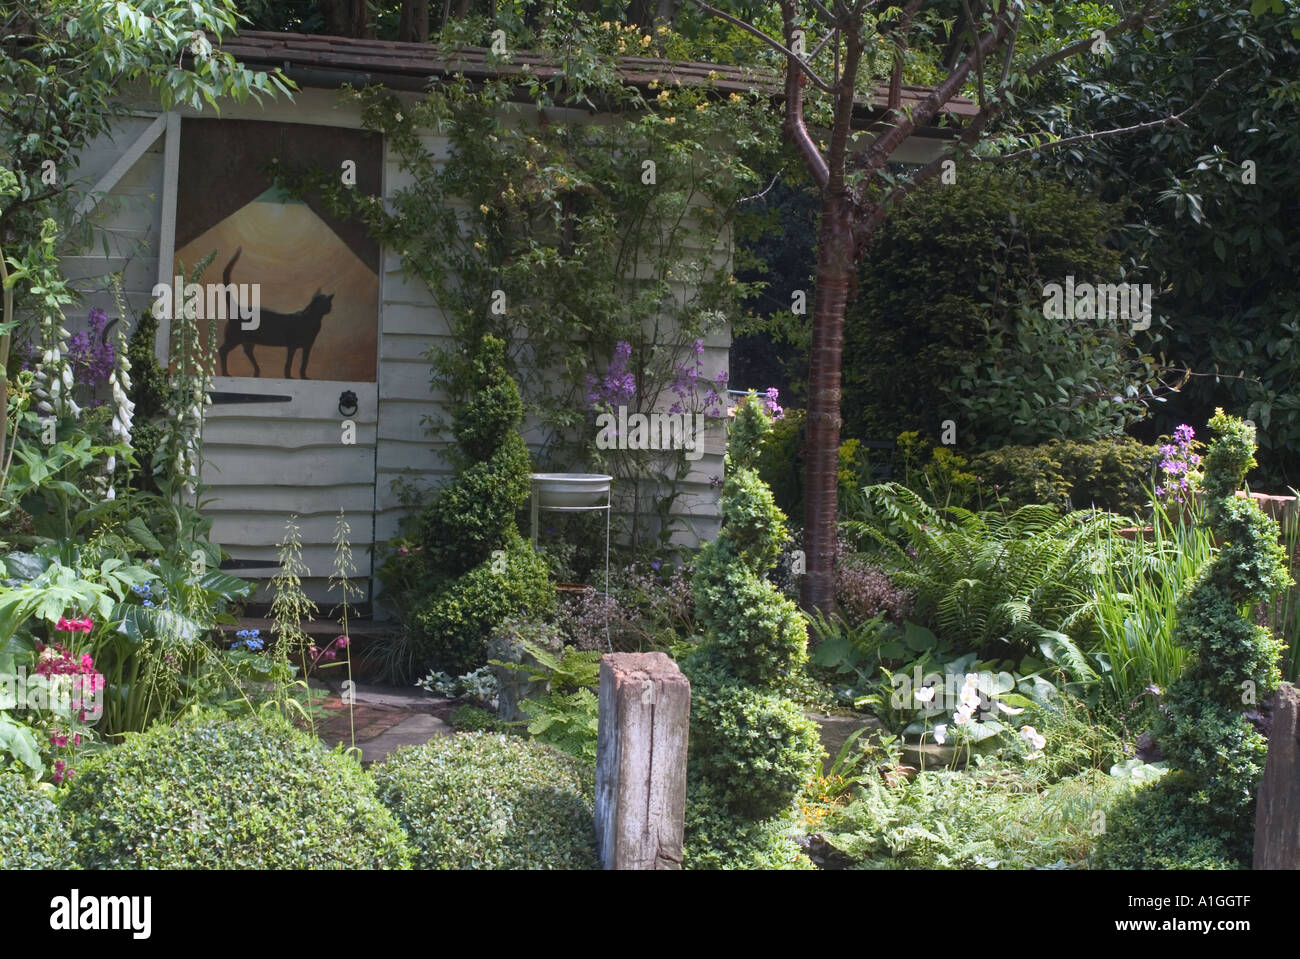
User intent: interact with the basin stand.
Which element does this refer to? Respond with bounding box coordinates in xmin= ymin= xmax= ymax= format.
xmin=530 ymin=487 xmax=613 ymax=651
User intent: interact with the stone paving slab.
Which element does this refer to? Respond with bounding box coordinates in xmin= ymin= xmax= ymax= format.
xmin=356 ymin=714 xmax=452 ymax=764
xmin=308 ymin=681 xmax=458 ymax=763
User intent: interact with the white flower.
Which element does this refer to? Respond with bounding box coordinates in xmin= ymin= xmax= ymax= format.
xmin=1019 ymin=725 xmax=1046 ymax=751
xmin=933 ymin=724 xmax=947 ymax=745
xmin=995 ymin=700 xmax=1024 ymax=715
xmin=915 ymin=685 xmax=935 ymax=704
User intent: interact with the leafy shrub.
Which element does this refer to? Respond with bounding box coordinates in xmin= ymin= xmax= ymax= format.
xmin=0 ymin=774 xmax=77 ymax=869
xmin=1088 ymin=775 xmax=1241 ymax=870
xmin=970 ymin=436 xmax=1161 ymax=515
xmin=62 ymin=713 xmax=412 ymax=869
xmin=684 ymin=779 xmax=814 ymax=870
xmin=758 ymin=409 xmax=892 ymax=520
xmin=683 ymin=393 xmax=822 ymax=868
xmin=410 ymin=336 xmax=554 ymax=673
xmin=842 ymin=163 xmax=1151 ymax=449
xmin=1093 ymin=411 xmax=1289 ymax=868
xmin=372 ymin=733 xmax=597 ymax=870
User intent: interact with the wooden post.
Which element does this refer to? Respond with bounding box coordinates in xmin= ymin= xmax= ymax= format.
xmin=1255 ymin=683 xmax=1300 ymax=869
xmin=594 ymin=652 xmax=690 ymax=870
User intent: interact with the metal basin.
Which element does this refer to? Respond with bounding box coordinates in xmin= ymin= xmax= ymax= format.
xmin=530 ymin=473 xmax=612 ymax=508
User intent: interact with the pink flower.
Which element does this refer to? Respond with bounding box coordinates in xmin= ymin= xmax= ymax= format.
xmin=322 ymin=650 xmax=337 ymax=661
xmin=50 ymin=733 xmax=68 ymax=748
xmin=335 ymin=636 xmax=350 ymax=649
xmin=51 ymin=760 xmax=71 ymax=785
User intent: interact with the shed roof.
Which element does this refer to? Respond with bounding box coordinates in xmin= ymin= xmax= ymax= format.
xmin=218 ymin=31 xmax=977 ymax=127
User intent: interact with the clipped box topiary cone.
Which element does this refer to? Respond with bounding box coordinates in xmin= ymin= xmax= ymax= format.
xmin=1093 ymin=410 xmax=1290 ymax=868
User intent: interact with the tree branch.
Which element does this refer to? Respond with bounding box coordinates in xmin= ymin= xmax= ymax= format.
xmin=959 ymin=0 xmax=988 ymax=112
xmin=863 ymin=4 xmax=1014 ymax=170
xmin=987 ymin=66 xmax=1238 ymax=163
xmin=686 ymin=0 xmax=836 ymax=93
xmin=781 ymin=1 xmax=830 ymax=189
xmin=887 ymin=0 xmax=924 ymax=112
xmin=1023 ymin=0 xmax=1171 ymax=81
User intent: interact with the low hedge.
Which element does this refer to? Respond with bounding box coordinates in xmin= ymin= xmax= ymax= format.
xmin=372 ymin=732 xmax=597 ymax=870
xmin=0 ymin=773 xmax=78 ymax=869
xmin=62 ymin=713 xmax=412 ymax=869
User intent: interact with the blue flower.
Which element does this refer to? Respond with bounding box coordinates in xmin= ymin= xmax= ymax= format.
xmin=131 ymin=582 xmax=152 ymax=597
xmin=230 ymin=640 xmax=244 ymax=650
xmin=246 ymin=638 xmax=264 ymax=651
xmin=142 ymin=599 xmax=156 ymax=608
xmin=236 ymin=629 xmax=260 ymax=640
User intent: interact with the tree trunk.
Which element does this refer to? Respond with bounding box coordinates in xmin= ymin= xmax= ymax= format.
xmin=318 ymin=0 xmax=350 ymax=36
xmin=351 ymin=0 xmax=372 ymax=38
xmin=398 ymin=0 xmax=430 ymax=42
xmin=799 ymin=193 xmax=855 ymax=615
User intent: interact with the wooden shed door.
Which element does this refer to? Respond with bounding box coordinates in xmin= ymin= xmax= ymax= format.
xmin=171 ymin=118 xmax=383 ymax=601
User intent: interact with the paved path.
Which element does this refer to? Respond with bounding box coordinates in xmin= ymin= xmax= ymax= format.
xmin=308 ymin=681 xmax=455 ymax=764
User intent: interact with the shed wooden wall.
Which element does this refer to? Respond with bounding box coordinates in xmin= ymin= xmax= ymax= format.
xmin=67 ymin=87 xmax=727 ymax=605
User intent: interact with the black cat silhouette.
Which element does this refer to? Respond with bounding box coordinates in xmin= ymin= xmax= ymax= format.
xmin=217 ymin=247 xmax=334 ymax=379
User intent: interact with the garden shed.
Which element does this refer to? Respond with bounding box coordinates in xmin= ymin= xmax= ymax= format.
xmin=64 ymin=30 xmax=973 ymax=603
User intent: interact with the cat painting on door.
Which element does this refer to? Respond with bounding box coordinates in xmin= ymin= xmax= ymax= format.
xmin=217 ymin=248 xmax=334 ymax=379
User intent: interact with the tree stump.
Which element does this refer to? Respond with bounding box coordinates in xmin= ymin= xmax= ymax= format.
xmin=1255 ymin=683 xmax=1300 ymax=869
xmin=594 ymin=652 xmax=690 ymax=870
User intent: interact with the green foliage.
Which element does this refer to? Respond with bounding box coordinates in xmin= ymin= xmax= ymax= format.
xmin=970 ymin=436 xmax=1162 ymax=515
xmin=819 ymin=765 xmax=1131 ymax=870
xmin=1093 ymin=411 xmax=1289 ymax=868
xmin=413 ymin=533 xmax=554 ymax=675
xmin=122 ymin=310 xmax=167 ymax=493
xmin=372 ymin=733 xmax=597 ymax=870
xmin=1084 ymin=499 xmax=1216 ymax=714
xmin=448 ymin=704 xmax=509 ymax=733
xmin=756 ymin=408 xmax=805 ymax=518
xmin=63 ymin=713 xmax=412 ymax=869
xmin=0 ymin=773 xmax=77 ymax=869
xmin=1089 ymin=773 xmax=1241 ymax=870
xmin=683 ymin=393 xmax=821 ymax=867
xmin=520 ymin=688 xmax=600 ymax=764
xmin=683 ymin=780 xmax=814 ymax=871
xmin=688 ymin=665 xmax=824 ymax=819
xmin=490 ymin=627 xmax=602 ymax=761
xmin=493 ymin=632 xmax=601 ymax=692
xmin=847 ymin=484 xmax=1127 ymax=660
xmin=842 ymin=163 xmax=1156 ymax=449
xmin=410 ymin=337 xmax=554 ymax=672
xmin=1038 ymin=1 xmax=1300 ymax=486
